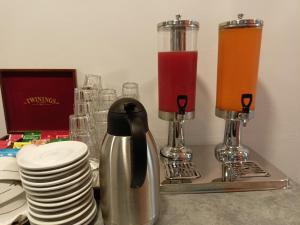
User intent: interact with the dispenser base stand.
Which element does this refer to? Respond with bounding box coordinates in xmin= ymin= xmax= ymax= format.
xmin=160 ymin=145 xmax=289 ymax=193
xmin=215 ymin=143 xmax=249 ymax=163
xmin=159 ymin=110 xmax=194 ymax=161
xmin=160 ymin=146 xmax=192 ymax=161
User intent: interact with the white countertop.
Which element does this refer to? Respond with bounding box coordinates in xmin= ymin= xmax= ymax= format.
xmin=93 ymin=181 xmax=300 ymax=225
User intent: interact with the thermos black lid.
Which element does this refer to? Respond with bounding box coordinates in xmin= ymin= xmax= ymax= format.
xmin=107 ymin=98 xmax=149 ymax=136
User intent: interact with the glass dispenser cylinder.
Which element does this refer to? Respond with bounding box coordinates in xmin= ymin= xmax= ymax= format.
xmin=158 ymin=15 xmax=199 ymax=120
xmin=157 ymin=15 xmax=199 ymax=161
xmin=216 ymin=14 xmax=263 ymax=114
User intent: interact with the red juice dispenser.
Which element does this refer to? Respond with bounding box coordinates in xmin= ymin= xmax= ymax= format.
xmin=157 ymin=15 xmax=199 ymax=160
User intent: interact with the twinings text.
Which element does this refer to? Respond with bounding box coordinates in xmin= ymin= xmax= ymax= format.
xmin=24 ymin=96 xmax=60 ymax=105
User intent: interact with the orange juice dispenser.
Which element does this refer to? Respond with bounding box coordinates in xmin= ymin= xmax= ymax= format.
xmin=215 ymin=14 xmax=263 ymax=180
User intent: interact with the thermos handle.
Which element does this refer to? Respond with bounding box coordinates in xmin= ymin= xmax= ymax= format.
xmin=124 ymin=103 xmax=147 ymax=188
xmin=241 ymin=93 xmax=253 ymax=113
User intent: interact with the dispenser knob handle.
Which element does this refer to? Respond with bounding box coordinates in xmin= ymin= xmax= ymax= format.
xmin=238 ymin=13 xmax=244 ymax=19
xmin=241 ymin=94 xmax=253 ymax=114
xmin=176 ymin=14 xmax=181 ymax=20
xmin=177 ymin=95 xmax=188 ymax=115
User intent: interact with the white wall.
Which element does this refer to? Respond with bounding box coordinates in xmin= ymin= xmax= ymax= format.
xmin=0 ymin=0 xmax=300 ymax=183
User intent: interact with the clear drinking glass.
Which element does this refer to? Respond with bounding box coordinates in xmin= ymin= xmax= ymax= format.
xmin=94 ymin=104 xmax=109 ymax=152
xmin=74 ymin=88 xmax=99 ymax=104
xmin=94 ymin=110 xmax=108 ymax=123
xmin=69 ymin=115 xmax=98 ymax=157
xmin=69 ymin=115 xmax=91 ymax=134
xmin=74 ymin=102 xmax=95 ymax=116
xmin=95 ymin=121 xmax=107 ymax=147
xmin=122 ymin=82 xmax=139 ymax=100
xmin=99 ymin=89 xmax=117 ymax=110
xmin=70 ymin=132 xmax=98 ymax=157
xmin=74 ymin=88 xmax=99 ymax=113
xmin=83 ymin=74 xmax=102 ymax=90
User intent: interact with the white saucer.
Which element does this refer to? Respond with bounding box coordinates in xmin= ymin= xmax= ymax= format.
xmin=27 ymin=189 xmax=93 ymax=213
xmin=0 ymin=181 xmax=18 ymax=194
xmin=26 ymin=182 xmax=92 ymax=208
xmin=0 ymin=192 xmax=27 ymax=225
xmin=22 ymin=168 xmax=91 ymax=192
xmin=0 ymin=192 xmax=26 ymax=215
xmin=0 ymin=183 xmax=23 ymax=205
xmin=0 ymin=157 xmax=19 ymax=172
xmin=28 ymin=192 xmax=93 ymax=219
xmin=19 ymin=159 xmax=86 ymax=181
xmin=0 ymin=181 xmax=22 ymax=205
xmin=0 ymin=171 xmax=20 ymax=181
xmin=21 ymin=164 xmax=89 ymax=187
xmin=72 ymin=200 xmax=97 ymax=225
xmin=17 ymin=141 xmax=88 ymax=171
xmin=20 ymin=152 xmax=89 ymax=176
xmin=22 ymin=173 xmax=91 ymax=197
xmin=27 ymin=199 xmax=96 ymax=225
xmin=83 ymin=209 xmax=97 ymax=225
xmin=28 ymin=176 xmax=92 ymax=202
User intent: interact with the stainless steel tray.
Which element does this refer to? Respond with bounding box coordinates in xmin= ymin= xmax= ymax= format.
xmin=160 ymin=145 xmax=289 ymax=193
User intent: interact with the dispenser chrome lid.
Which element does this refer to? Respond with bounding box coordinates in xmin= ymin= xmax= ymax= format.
xmin=219 ymin=13 xmax=263 ymax=29
xmin=157 ymin=14 xmax=199 ymax=31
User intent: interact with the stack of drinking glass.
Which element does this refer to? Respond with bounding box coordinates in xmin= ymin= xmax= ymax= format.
xmin=69 ymin=75 xmax=140 ymax=188
xmin=94 ymin=89 xmax=117 ymax=148
xmin=69 ymin=75 xmax=102 ymax=187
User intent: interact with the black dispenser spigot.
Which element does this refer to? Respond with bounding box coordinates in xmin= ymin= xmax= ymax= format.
xmin=241 ymin=94 xmax=253 ymax=114
xmin=177 ymin=95 xmax=188 ymax=116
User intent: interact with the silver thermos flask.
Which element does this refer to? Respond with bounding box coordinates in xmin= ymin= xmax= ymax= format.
xmin=100 ymin=98 xmax=160 ymax=225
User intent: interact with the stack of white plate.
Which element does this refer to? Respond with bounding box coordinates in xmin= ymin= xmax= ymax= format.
xmin=0 ymin=155 xmax=20 ymax=181
xmin=16 ymin=141 xmax=97 ymax=225
xmin=0 ymin=149 xmax=28 ymax=224
xmin=0 ymin=181 xmax=27 ymax=225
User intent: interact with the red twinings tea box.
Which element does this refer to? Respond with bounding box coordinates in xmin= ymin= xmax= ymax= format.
xmin=0 ymin=69 xmax=77 ymax=135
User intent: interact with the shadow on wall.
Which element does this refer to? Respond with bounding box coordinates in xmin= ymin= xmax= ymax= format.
xmin=184 ymin=75 xmax=215 ymax=145
xmin=244 ymin=81 xmax=274 ymax=156
xmin=141 ymin=76 xmax=169 ymax=146
xmin=141 ymin=76 xmax=159 ymax=122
